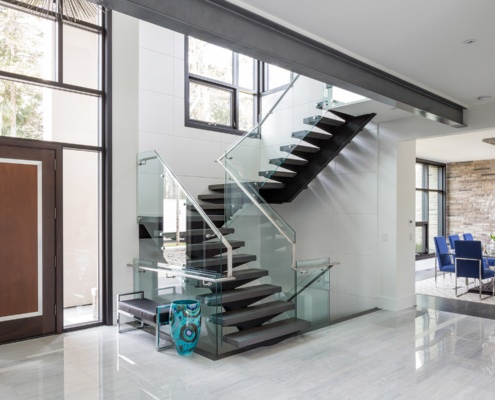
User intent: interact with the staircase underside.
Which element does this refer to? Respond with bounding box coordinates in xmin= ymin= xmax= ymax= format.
xmin=260 ymin=110 xmax=376 ymax=203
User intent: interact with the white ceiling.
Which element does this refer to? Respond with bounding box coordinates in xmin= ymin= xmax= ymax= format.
xmin=416 ymin=130 xmax=495 ymax=163
xmin=226 ymin=0 xmax=495 ymax=162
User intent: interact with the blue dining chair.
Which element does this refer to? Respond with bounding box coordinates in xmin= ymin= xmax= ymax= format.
xmin=454 ymin=240 xmax=495 ymax=299
xmin=449 ymin=234 xmax=461 ymax=250
xmin=463 ymin=233 xmax=474 ymax=241
xmin=433 ymin=236 xmax=455 ymax=281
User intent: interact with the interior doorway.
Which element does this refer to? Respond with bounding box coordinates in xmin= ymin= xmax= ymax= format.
xmin=0 ymin=142 xmax=61 ymax=343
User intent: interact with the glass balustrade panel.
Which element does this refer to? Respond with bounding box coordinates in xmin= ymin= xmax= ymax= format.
xmin=284 ymin=266 xmax=331 ymax=328
xmin=137 ymin=151 xmax=231 ymax=279
xmin=225 ymin=74 xmax=329 ymax=188
xmin=223 ymin=182 xmax=294 ymax=293
xmin=131 ymin=259 xmax=225 ymax=358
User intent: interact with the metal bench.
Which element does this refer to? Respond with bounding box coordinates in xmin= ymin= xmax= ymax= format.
xmin=117 ymin=291 xmax=172 ymax=351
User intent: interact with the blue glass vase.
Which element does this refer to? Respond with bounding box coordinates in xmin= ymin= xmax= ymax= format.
xmin=169 ymin=299 xmax=201 ymax=356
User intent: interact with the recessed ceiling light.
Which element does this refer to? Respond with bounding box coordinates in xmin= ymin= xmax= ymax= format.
xmin=477 ymin=96 xmax=492 ymax=101
xmin=462 ymin=39 xmax=477 ymax=44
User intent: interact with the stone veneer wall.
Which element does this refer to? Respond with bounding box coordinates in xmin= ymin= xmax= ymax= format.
xmin=447 ymin=159 xmax=495 ymax=242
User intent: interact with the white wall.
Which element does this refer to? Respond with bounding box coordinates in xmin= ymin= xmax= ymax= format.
xmin=137 ymin=21 xmax=238 ymax=200
xmin=274 ymin=123 xmax=382 ymax=319
xmin=376 ymin=126 xmax=416 ymax=311
xmin=112 ymin=12 xmax=139 ymax=321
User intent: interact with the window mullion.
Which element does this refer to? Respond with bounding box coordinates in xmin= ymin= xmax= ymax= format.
xmin=56 ymin=3 xmax=63 ymax=83
xmin=233 ymin=53 xmax=238 ymax=129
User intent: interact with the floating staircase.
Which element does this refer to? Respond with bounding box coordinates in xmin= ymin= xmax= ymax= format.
xmin=258 ymin=110 xmax=376 ymax=203
xmin=185 ymin=109 xmax=375 ymax=351
xmin=138 ymin=108 xmax=375 ymax=355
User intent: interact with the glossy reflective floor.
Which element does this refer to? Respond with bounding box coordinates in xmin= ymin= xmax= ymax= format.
xmin=2 ymin=307 xmax=495 ymax=399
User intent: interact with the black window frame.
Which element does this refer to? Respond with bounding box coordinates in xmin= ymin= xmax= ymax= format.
xmin=185 ymin=36 xmax=291 ymax=136
xmin=415 ymin=158 xmax=446 ymax=259
xmin=0 ymin=0 xmax=111 ymax=329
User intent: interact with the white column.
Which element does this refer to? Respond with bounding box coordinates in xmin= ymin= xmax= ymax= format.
xmin=112 ymin=12 xmax=140 ymax=322
xmin=377 ymin=124 xmax=416 ymax=311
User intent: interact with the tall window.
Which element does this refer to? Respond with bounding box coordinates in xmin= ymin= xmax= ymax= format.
xmin=415 ymin=160 xmax=446 ymax=257
xmin=186 ymin=36 xmax=291 ymax=135
xmin=0 ymin=0 xmax=106 ymax=328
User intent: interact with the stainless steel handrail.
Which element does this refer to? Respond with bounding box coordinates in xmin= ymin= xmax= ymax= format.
xmin=217 ymin=74 xmax=300 ymax=162
xmin=138 ymin=151 xmax=233 ymax=277
xmin=127 ymin=262 xmax=236 ymax=283
xmin=214 ymin=77 xmax=303 ymax=269
xmin=293 ymin=262 xmax=340 ymax=272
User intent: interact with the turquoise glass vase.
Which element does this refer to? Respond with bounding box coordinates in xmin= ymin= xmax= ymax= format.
xmin=169 ymin=299 xmax=201 ymax=356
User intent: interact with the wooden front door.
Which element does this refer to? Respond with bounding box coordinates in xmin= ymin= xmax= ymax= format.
xmin=0 ymin=144 xmax=57 ymax=343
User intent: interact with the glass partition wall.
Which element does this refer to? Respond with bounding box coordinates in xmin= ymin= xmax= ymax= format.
xmin=0 ymin=1 xmax=106 ymax=328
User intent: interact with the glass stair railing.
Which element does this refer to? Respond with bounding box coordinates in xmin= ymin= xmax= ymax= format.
xmin=318 ymin=83 xmax=369 ymax=110
xmin=137 ymin=150 xmax=233 ymax=278
xmin=221 ymin=74 xmax=329 ymax=191
xmin=133 ymin=73 xmax=373 ymax=357
xmin=207 ymin=74 xmax=339 ymax=346
xmin=136 ymin=151 xmax=237 ymax=358
xmin=218 ymin=74 xmax=375 ymax=205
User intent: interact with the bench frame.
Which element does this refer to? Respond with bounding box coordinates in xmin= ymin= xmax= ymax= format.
xmin=117 ymin=291 xmax=173 ymax=351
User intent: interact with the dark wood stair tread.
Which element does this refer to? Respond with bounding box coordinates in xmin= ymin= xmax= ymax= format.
xmin=292 ymin=130 xmax=332 ymax=141
xmin=185 ymin=227 xmax=235 ymax=237
xmin=208 ymin=181 xmax=285 ymax=192
xmin=303 ymin=115 xmax=343 ymax=131
xmin=226 ymin=268 xmax=269 ymax=281
xmin=186 ymin=239 xmax=245 ymax=251
xmin=198 ymin=193 xmax=246 ymax=203
xmin=194 ymin=203 xmax=226 ymax=210
xmin=280 ymin=144 xmax=319 ymax=154
xmin=209 ymin=300 xmax=294 ymax=326
xmin=258 ymin=170 xmax=297 ymax=178
xmin=187 ymin=214 xmax=224 ymax=222
xmin=196 ymin=284 xmax=281 ymax=306
xmin=269 ymin=157 xmax=308 ymax=167
xmin=186 ymin=253 xmax=256 ymax=270
xmin=223 ymin=318 xmax=311 ymax=348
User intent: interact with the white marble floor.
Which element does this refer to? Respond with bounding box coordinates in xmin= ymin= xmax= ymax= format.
xmin=2 ymin=307 xmax=495 ymax=399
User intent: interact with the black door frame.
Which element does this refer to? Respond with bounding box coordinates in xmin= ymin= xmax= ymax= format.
xmin=0 ymin=137 xmax=64 ymax=334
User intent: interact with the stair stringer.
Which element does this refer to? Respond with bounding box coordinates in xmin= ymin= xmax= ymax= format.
xmin=260 ymin=111 xmax=376 ymax=203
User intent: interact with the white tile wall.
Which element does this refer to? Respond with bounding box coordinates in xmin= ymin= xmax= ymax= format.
xmin=332 ymin=171 xmax=378 ymax=214
xmin=173 ymin=32 xmax=185 ymax=59
xmin=138 ymin=90 xmax=174 ymax=134
xmin=334 ymin=254 xmax=378 ymax=298
xmin=335 ymin=213 xmax=378 ymax=257
xmin=138 ymin=131 xmax=175 ymax=162
xmin=138 ymin=21 xmax=227 ymax=196
xmin=139 ymin=21 xmax=174 ymax=55
xmin=139 ymin=48 xmax=174 ymax=95
xmin=332 ymin=292 xmax=378 ymax=321
xmin=173 ymin=136 xmax=224 ymax=178
xmin=335 ymin=128 xmax=378 ymax=175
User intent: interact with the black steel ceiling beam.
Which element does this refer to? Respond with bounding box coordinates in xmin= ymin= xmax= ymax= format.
xmin=97 ymin=0 xmax=465 ymax=127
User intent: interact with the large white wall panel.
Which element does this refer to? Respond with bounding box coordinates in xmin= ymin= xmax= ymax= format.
xmin=112 ymin=12 xmax=140 ymax=322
